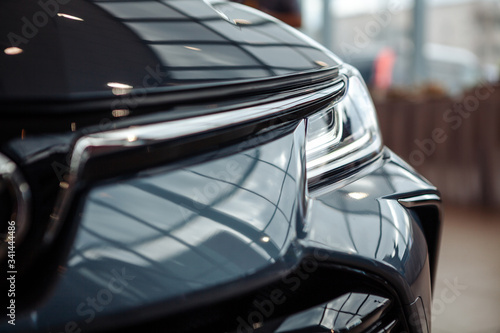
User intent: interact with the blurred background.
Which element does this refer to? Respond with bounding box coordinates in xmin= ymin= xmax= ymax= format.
xmin=233 ymin=1 xmax=500 ymax=332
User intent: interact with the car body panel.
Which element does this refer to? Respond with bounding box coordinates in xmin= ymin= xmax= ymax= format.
xmin=0 ymin=0 xmax=339 ymax=101
xmin=0 ymin=1 xmax=440 ymax=333
xmin=3 ymin=123 xmax=437 ymax=332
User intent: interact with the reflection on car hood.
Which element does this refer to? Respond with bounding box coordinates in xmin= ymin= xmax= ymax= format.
xmin=0 ymin=0 xmax=339 ymax=100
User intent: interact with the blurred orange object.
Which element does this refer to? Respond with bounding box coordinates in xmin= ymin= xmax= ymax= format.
xmin=373 ymin=48 xmax=396 ymax=89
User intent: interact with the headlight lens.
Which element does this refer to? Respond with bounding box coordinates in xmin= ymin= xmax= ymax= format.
xmin=306 ymin=65 xmax=383 ymax=187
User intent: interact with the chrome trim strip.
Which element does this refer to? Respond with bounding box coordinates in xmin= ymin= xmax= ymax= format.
xmin=398 ymin=194 xmax=441 ymax=208
xmin=43 ymin=76 xmax=347 ymax=244
xmin=0 ymin=153 xmax=31 ymax=259
xmin=0 ymin=67 xmax=340 ymax=114
xmin=72 ymin=80 xmax=345 ymax=176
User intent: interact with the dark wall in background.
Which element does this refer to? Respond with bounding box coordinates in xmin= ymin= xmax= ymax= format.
xmin=376 ymin=82 xmax=500 ymax=207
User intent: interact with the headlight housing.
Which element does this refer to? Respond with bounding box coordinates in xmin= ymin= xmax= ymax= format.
xmin=306 ymin=65 xmax=383 ymax=189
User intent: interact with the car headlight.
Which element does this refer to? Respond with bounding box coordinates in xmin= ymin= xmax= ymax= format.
xmin=306 ymin=65 xmax=383 ymax=188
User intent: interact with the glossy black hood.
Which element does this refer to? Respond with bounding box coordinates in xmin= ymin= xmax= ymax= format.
xmin=0 ymin=0 xmax=340 ymax=101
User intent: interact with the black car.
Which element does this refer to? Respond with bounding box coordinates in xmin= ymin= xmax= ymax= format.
xmin=0 ymin=1 xmax=441 ymax=332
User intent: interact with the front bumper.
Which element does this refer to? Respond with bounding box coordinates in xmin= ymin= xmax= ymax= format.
xmin=2 ymin=119 xmax=441 ymax=333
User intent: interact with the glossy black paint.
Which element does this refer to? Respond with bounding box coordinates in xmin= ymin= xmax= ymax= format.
xmin=0 ymin=0 xmax=338 ymax=100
